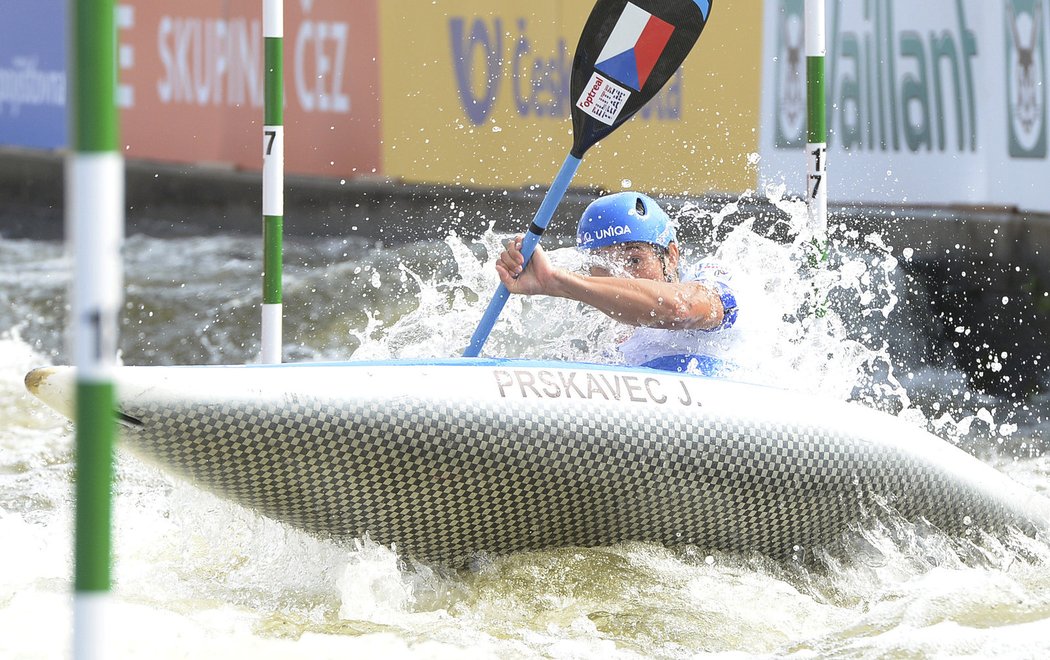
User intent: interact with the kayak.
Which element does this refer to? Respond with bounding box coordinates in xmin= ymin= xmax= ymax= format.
xmin=25 ymin=358 xmax=1050 ymax=564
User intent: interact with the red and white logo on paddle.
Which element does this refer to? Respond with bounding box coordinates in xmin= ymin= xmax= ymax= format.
xmin=576 ymin=72 xmax=632 ymax=125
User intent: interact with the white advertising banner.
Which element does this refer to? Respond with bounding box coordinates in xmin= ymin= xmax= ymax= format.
xmin=760 ymin=0 xmax=1050 ymax=214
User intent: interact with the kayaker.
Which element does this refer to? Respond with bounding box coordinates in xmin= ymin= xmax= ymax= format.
xmin=495 ymin=191 xmax=739 ymax=375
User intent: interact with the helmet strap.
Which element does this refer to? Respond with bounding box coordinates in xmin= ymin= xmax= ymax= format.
xmin=654 ymin=245 xmax=673 ymax=282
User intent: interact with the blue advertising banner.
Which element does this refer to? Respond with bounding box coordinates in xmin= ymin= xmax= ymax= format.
xmin=0 ymin=0 xmax=68 ymax=149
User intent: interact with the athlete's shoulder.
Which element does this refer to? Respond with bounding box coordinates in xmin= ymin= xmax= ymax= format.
xmin=680 ymin=257 xmax=739 ymax=332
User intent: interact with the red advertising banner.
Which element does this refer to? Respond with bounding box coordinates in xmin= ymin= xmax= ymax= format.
xmin=118 ymin=0 xmax=380 ymax=179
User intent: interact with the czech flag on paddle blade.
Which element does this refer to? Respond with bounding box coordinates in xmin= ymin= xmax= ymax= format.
xmin=594 ymin=2 xmax=675 ymax=91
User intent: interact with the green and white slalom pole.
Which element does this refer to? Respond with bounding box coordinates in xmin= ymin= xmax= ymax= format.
xmin=261 ymin=0 xmax=284 ymax=364
xmin=69 ymin=0 xmax=123 ymax=657
xmin=805 ymin=0 xmax=827 ymax=240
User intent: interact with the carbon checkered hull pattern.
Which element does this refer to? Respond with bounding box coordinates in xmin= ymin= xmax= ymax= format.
xmin=94 ymin=362 xmax=1050 ymax=565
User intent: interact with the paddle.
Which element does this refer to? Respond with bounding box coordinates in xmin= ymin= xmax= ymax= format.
xmin=463 ymin=0 xmax=713 ymax=357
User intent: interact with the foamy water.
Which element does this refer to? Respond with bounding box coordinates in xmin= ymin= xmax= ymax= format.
xmin=2 ymin=197 xmax=1049 ymax=658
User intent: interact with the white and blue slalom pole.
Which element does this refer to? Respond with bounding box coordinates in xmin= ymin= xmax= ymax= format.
xmin=68 ymin=0 xmax=124 ymax=657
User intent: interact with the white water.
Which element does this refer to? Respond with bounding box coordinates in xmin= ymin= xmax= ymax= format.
xmin=2 ymin=195 xmax=1050 ymax=658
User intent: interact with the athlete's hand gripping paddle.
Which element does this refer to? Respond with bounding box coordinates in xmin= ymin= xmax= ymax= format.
xmin=463 ymin=0 xmax=713 ymax=357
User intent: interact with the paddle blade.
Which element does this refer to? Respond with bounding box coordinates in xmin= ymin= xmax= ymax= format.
xmin=570 ymin=0 xmax=712 ymax=157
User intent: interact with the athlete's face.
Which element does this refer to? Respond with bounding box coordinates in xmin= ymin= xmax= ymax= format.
xmin=588 ymin=242 xmax=679 ymax=282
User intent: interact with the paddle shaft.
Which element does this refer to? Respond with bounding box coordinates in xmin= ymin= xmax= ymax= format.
xmin=463 ymin=153 xmax=582 ymax=357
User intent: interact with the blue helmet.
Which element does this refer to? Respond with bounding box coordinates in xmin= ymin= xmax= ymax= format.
xmin=576 ymin=192 xmax=676 ymax=251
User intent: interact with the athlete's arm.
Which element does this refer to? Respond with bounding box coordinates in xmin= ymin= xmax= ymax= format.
xmin=548 ymin=271 xmax=724 ymax=330
xmin=495 ymin=236 xmax=725 ymax=330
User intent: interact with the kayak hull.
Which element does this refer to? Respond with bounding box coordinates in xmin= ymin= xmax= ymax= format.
xmin=26 ymin=359 xmax=1050 ymax=564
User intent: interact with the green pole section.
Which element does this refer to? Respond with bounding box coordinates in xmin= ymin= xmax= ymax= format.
xmin=265 ymin=38 xmax=283 ymax=125
xmin=74 ymin=0 xmax=117 ymax=154
xmin=74 ymin=383 xmax=115 ymax=592
xmin=806 ymin=57 xmax=826 ymax=144
xmin=264 ymin=215 xmax=283 ymax=302
xmin=261 ymin=4 xmax=284 ymax=364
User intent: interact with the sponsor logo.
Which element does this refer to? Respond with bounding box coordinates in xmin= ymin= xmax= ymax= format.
xmin=155 ymin=8 xmax=351 ymax=113
xmin=1006 ymin=0 xmax=1047 ymax=158
xmin=581 ymin=224 xmax=632 ymax=244
xmin=773 ymin=0 xmax=805 ymax=148
xmin=0 ymin=56 xmax=65 ymax=117
xmin=449 ymin=14 xmax=680 ymax=126
xmin=581 ymin=76 xmax=604 ymax=107
xmin=694 ymin=262 xmax=731 ymax=282
xmin=575 ymin=72 xmax=631 ymax=125
xmin=594 ymin=2 xmax=674 ymax=91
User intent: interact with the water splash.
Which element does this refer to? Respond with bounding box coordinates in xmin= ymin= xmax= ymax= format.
xmin=350 ymin=190 xmax=913 ymax=412
xmin=3 ymin=219 xmax=1050 ymax=657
